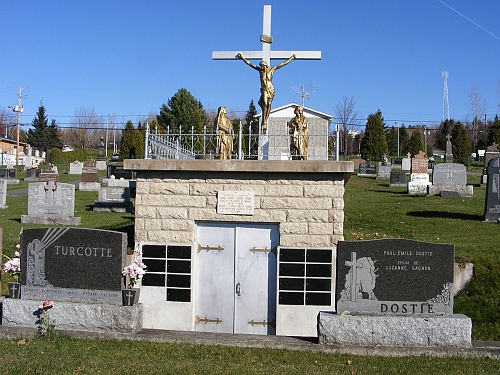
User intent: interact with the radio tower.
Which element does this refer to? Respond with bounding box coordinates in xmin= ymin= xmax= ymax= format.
xmin=442 ymin=71 xmax=450 ymax=121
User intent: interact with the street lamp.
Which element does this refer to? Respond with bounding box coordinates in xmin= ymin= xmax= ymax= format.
xmin=106 ymin=121 xmax=112 ymax=159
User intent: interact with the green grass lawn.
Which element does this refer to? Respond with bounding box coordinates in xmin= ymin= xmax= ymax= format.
xmin=0 ymin=167 xmax=499 ymax=373
xmin=0 ymin=335 xmax=498 ymax=374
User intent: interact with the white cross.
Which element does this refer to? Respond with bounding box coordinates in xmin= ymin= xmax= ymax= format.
xmin=212 ymin=5 xmax=321 ymax=65
xmin=9 ymin=283 xmax=18 ymax=296
xmin=125 ymin=290 xmax=134 ymax=305
xmin=345 ymin=252 xmax=363 ymax=302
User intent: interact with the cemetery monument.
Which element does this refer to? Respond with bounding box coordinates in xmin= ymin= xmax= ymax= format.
xmin=483 ymin=157 xmax=500 ymax=222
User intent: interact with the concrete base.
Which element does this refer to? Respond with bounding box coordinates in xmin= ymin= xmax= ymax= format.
xmin=2 ymin=298 xmax=143 ymax=333
xmin=318 ymin=312 xmax=472 ymax=347
xmin=78 ymin=182 xmax=101 ymax=191
xmin=4 ymin=179 xmax=19 ymax=184
xmin=95 ymin=160 xmax=107 ymax=170
xmin=93 ymin=202 xmax=134 ymax=213
xmin=428 ymin=184 xmax=474 ymax=197
xmin=20 ymin=215 xmax=81 ymax=226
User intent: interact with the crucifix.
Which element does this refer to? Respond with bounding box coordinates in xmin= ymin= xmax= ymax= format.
xmin=345 ymin=252 xmax=363 ymax=302
xmin=212 ymin=5 xmax=321 ymax=135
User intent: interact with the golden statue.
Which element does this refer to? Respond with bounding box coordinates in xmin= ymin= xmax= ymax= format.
xmin=215 ymin=106 xmax=233 ymax=159
xmin=288 ymin=106 xmax=309 ymax=160
xmin=237 ymin=53 xmax=296 ymax=134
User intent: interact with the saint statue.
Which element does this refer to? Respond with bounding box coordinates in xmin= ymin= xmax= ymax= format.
xmin=237 ymin=53 xmax=296 ymax=134
xmin=215 ymin=106 xmax=234 ymax=159
xmin=288 ymin=106 xmax=309 ymax=160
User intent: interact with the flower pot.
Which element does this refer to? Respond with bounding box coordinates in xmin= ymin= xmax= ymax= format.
xmin=122 ymin=288 xmax=140 ymax=306
xmin=8 ymin=282 xmax=21 ymax=299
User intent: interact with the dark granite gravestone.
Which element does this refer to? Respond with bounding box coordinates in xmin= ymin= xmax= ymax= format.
xmin=107 ymin=166 xmax=136 ymax=180
xmin=389 ymin=171 xmax=406 ymax=186
xmin=0 ymin=168 xmax=17 ymax=179
xmin=484 ymin=157 xmax=500 ymax=222
xmin=336 ymin=238 xmax=454 ymax=316
xmin=93 ymin=187 xmax=133 ymax=212
xmin=25 ymin=167 xmax=41 ymax=181
xmin=97 ymin=136 xmax=105 ymax=161
xmin=358 ymin=163 xmax=376 ymax=176
xmin=20 ymin=227 xmax=127 ymax=303
xmin=392 ymin=158 xmax=402 ymax=168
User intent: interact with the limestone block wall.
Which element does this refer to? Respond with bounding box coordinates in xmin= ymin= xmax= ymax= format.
xmin=134 ymin=170 xmax=347 ymax=248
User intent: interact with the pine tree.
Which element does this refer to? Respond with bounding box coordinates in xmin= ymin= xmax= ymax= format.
xmin=399 ymin=125 xmax=410 ymax=156
xmin=119 ymin=121 xmax=144 ymax=159
xmin=26 ymin=103 xmax=62 ymax=152
xmin=408 ymin=130 xmax=425 ymax=157
xmin=360 ymin=110 xmax=388 ymax=161
xmin=451 ymin=121 xmax=471 ymax=163
xmin=488 ymin=115 xmax=500 ymax=146
xmin=244 ymin=100 xmax=259 ymax=157
xmin=157 ymin=88 xmax=207 ymax=134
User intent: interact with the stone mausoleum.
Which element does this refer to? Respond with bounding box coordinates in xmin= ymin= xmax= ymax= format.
xmin=124 ymin=159 xmax=353 ymax=337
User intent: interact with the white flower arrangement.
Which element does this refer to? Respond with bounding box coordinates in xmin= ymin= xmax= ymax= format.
xmin=3 ymin=246 xmax=21 ymax=283
xmin=122 ymin=241 xmax=147 ymax=288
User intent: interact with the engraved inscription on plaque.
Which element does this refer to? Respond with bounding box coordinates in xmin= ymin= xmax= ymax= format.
xmin=217 ymin=191 xmax=254 ymax=215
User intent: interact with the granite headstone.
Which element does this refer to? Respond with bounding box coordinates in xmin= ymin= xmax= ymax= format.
xmin=0 ymin=179 xmax=7 ymax=209
xmin=68 ymin=161 xmax=84 ymax=175
xmin=428 ymin=163 xmax=472 ymax=197
xmin=20 ymin=227 xmax=127 ymax=303
xmin=21 ymin=182 xmax=81 ymax=225
xmin=389 ymin=171 xmax=406 ymax=187
xmin=336 ymin=238 xmax=455 ymax=316
xmin=24 ymin=167 xmax=41 ymax=181
xmin=483 ymin=157 xmax=500 ymax=222
xmin=358 ymin=163 xmax=376 ymax=176
xmin=93 ymin=187 xmax=133 ymax=213
xmin=376 ymin=162 xmax=391 ymax=180
xmin=411 ymin=151 xmax=428 ymax=174
xmin=39 ymin=164 xmax=59 ymax=183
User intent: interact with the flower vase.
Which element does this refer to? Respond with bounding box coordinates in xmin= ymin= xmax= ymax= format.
xmin=122 ymin=288 xmax=140 ymax=306
xmin=8 ymin=282 xmax=21 ymax=299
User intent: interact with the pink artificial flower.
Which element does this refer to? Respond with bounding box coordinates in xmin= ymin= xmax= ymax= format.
xmin=39 ymin=300 xmax=54 ymax=310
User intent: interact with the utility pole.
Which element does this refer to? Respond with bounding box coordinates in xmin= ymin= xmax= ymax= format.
xmin=289 ymin=84 xmax=318 ymax=106
xmin=9 ymin=86 xmax=24 ymax=166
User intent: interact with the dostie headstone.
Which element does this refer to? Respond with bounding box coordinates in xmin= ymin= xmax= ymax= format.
xmin=336 ymin=238 xmax=454 ymax=316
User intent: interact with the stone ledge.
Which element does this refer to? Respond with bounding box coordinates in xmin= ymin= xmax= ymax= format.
xmin=2 ymin=299 xmax=143 ymax=334
xmin=20 ymin=215 xmax=81 ymax=226
xmin=318 ymin=312 xmax=472 ymax=347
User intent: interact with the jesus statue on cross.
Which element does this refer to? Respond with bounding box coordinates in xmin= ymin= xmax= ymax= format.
xmin=237 ymin=53 xmax=296 ymax=134
xmin=213 ymin=5 xmax=321 ymax=136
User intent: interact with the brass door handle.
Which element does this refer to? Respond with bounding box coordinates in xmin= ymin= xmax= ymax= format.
xmin=236 ymin=282 xmax=241 ymax=296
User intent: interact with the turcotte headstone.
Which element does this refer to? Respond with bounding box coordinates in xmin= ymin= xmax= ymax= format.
xmin=20 ymin=227 xmax=127 ymax=303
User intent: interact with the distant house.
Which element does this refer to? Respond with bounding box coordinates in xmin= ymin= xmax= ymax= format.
xmin=0 ymin=137 xmax=45 ymax=166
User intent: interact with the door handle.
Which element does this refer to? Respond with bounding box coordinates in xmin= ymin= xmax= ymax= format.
xmin=236 ymin=282 xmax=241 ymax=296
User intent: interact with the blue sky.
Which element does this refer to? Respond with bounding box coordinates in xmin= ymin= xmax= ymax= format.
xmin=1 ymin=0 xmax=499 ymax=132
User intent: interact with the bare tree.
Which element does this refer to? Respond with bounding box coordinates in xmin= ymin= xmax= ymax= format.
xmin=70 ymin=107 xmax=101 ymax=149
xmin=0 ymin=108 xmax=16 ymax=139
xmin=335 ymin=96 xmax=361 ymax=155
xmin=466 ymin=84 xmax=487 ymax=152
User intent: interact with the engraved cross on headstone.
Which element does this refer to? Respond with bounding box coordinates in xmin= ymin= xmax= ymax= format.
xmin=446 ymin=134 xmax=452 ymax=143
xmin=345 ymin=252 xmax=363 ymax=302
xmin=212 ymin=5 xmax=321 ymax=66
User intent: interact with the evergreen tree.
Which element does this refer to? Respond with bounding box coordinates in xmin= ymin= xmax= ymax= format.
xmin=385 ymin=127 xmax=398 ymax=156
xmin=360 ymin=110 xmax=388 ymax=161
xmin=488 ymin=115 xmax=500 ymax=146
xmin=451 ymin=121 xmax=471 ymax=163
xmin=119 ymin=121 xmax=144 ymax=160
xmin=157 ymin=88 xmax=207 ymax=134
xmin=399 ymin=125 xmax=410 ymax=156
xmin=437 ymin=119 xmax=455 ymax=150
xmin=407 ymin=130 xmax=425 ymax=157
xmin=26 ymin=103 xmax=62 ymax=152
xmin=244 ymin=100 xmax=259 ymax=157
